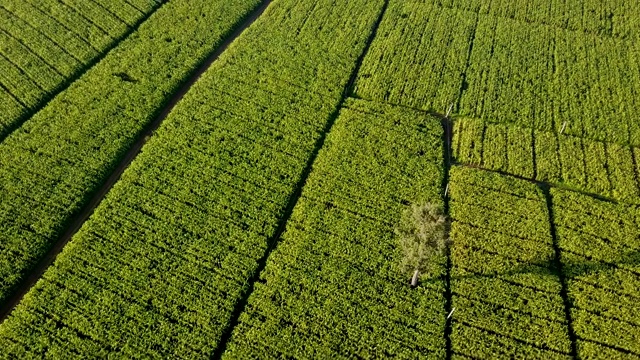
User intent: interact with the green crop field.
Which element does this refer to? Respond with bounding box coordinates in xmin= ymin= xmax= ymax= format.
xmin=0 ymin=0 xmax=639 ymax=358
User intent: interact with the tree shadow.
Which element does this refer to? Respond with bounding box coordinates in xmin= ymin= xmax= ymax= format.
xmin=419 ymin=249 xmax=640 ymax=285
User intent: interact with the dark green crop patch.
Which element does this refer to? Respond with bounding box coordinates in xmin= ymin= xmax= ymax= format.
xmin=448 ymin=166 xmax=572 ymax=358
xmin=0 ymin=1 xmax=387 ymax=357
xmin=551 ymin=189 xmax=640 ymax=358
xmin=223 ymin=98 xmax=447 ymax=358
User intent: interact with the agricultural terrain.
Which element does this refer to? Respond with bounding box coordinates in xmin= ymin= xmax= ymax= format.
xmin=0 ymin=0 xmax=638 ymax=358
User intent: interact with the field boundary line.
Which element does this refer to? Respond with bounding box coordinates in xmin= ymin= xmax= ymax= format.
xmin=454 ymin=162 xmax=620 ymax=205
xmin=210 ymin=0 xmax=391 ymax=357
xmin=0 ymin=0 xmax=164 ymax=144
xmin=0 ymin=0 xmax=273 ymax=323
xmin=453 ymin=13 xmax=479 ymax=113
xmin=442 ymin=114 xmax=454 ymax=360
xmin=540 ymin=184 xmax=579 ymax=358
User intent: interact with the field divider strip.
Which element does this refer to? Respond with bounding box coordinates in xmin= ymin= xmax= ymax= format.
xmin=0 ymin=0 xmax=164 ymax=144
xmin=210 ymin=0 xmax=391 ymax=357
xmin=0 ymin=0 xmax=273 ymax=323
xmin=442 ymin=115 xmax=454 ymax=360
xmin=540 ymin=184 xmax=579 ymax=358
xmin=454 ymin=13 xmax=479 ymax=114
xmin=453 ymin=162 xmax=620 ymax=204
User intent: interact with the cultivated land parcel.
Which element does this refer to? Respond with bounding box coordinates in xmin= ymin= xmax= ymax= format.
xmin=0 ymin=0 xmax=639 ymax=358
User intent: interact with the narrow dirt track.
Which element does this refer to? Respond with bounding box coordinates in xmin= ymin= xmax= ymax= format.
xmin=0 ymin=0 xmax=273 ymax=323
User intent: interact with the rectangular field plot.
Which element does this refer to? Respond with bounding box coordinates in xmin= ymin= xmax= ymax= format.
xmin=551 ymin=189 xmax=640 ymax=358
xmin=356 ymin=0 xmax=640 ymax=146
xmin=0 ymin=1 xmax=386 ymax=357
xmin=223 ymin=99 xmax=447 ymax=358
xmin=353 ymin=0 xmax=477 ymax=113
xmin=452 ymin=119 xmax=640 ymax=203
xmin=459 ymin=13 xmax=640 ymax=145
xmin=448 ymin=166 xmax=572 ymax=359
xmin=0 ymin=0 xmax=162 ymax=136
xmin=435 ymin=0 xmax=640 ymax=39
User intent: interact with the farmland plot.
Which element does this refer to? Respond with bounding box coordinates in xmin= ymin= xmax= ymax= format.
xmin=551 ymin=189 xmax=640 ymax=358
xmin=0 ymin=0 xmax=162 ymax=138
xmin=452 ymin=119 xmax=640 ymax=203
xmin=223 ymin=98 xmax=447 ymax=358
xmin=0 ymin=0 xmax=262 ymax=307
xmin=353 ymin=1 xmax=476 ymax=113
xmin=355 ymin=0 xmax=640 ymax=146
xmin=459 ymin=15 xmax=640 ymax=145
xmin=448 ymin=167 xmax=572 ymax=359
xmin=0 ymin=0 xmax=386 ymax=357
xmin=434 ymin=0 xmax=640 ymax=39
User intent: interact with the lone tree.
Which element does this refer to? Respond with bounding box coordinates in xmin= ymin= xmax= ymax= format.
xmin=396 ymin=203 xmax=448 ymax=287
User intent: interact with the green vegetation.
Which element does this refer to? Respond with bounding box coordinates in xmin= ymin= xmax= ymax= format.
xmin=448 ymin=166 xmax=572 ymax=358
xmin=0 ymin=0 xmax=262 ymax=306
xmin=354 ymin=1 xmax=475 ymax=113
xmin=551 ymin=189 xmax=640 ymax=358
xmin=0 ymin=0 xmax=162 ymax=137
xmin=355 ymin=0 xmax=640 ymax=146
xmin=452 ymin=118 xmax=640 ymax=202
xmin=1 ymin=0 xmax=639 ymax=358
xmin=460 ymin=14 xmax=640 ymax=144
xmin=224 ymin=98 xmax=447 ymax=358
xmin=0 ymin=1 xmax=386 ymax=356
xmin=435 ymin=0 xmax=640 ymax=38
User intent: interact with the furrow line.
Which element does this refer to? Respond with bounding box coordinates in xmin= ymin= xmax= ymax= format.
xmin=0 ymin=0 xmax=162 ymax=144
xmin=541 ymin=185 xmax=579 ymax=358
xmin=0 ymin=0 xmax=273 ymax=323
xmin=210 ymin=0 xmax=391 ymax=357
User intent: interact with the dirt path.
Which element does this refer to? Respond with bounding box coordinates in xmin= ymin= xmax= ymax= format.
xmin=0 ymin=0 xmax=273 ymax=323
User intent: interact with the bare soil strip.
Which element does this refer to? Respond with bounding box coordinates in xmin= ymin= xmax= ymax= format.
xmin=0 ymin=0 xmax=273 ymax=323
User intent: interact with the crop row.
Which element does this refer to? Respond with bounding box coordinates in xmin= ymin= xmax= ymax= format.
xmin=459 ymin=14 xmax=640 ymax=145
xmin=223 ymin=98 xmax=447 ymax=358
xmin=0 ymin=1 xmax=386 ymax=357
xmin=433 ymin=0 xmax=640 ymax=39
xmin=448 ymin=166 xmax=572 ymax=358
xmin=452 ymin=118 xmax=640 ymax=203
xmin=353 ymin=0 xmax=475 ymax=114
xmin=354 ymin=0 xmax=640 ymax=146
xmin=0 ymin=0 xmax=161 ymax=137
xmin=0 ymin=0 xmax=263 ymax=306
xmin=551 ymin=189 xmax=640 ymax=358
